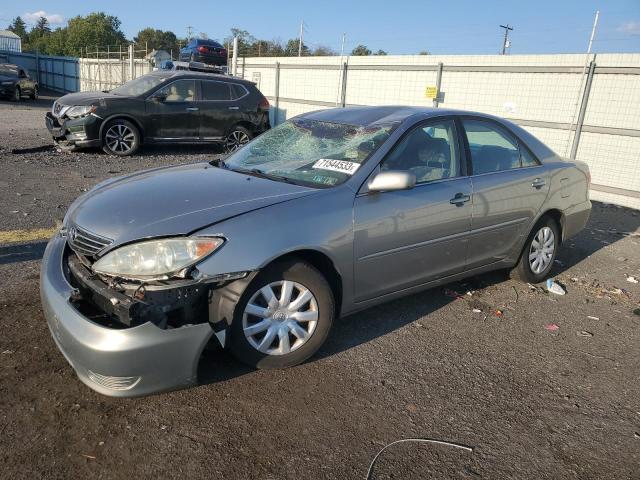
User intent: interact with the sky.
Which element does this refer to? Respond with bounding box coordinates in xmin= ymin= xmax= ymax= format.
xmin=1 ymin=0 xmax=639 ymax=55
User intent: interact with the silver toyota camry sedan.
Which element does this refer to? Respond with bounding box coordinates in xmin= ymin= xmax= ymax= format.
xmin=41 ymin=106 xmax=591 ymax=397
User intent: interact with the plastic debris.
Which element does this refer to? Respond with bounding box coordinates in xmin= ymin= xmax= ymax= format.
xmin=472 ymin=308 xmax=482 ymax=313
xmin=587 ymin=316 xmax=600 ymax=320
xmin=546 ymin=279 xmax=566 ymax=295
xmin=495 ymin=309 xmax=504 ymax=317
xmin=544 ymin=323 xmax=560 ymax=331
xmin=577 ymin=330 xmax=594 ymax=337
xmin=626 ymin=275 xmax=638 ymax=284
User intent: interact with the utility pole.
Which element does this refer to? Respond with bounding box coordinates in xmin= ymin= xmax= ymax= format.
xmin=500 ymin=24 xmax=513 ymax=55
xmin=298 ymin=20 xmax=304 ymax=57
xmin=187 ymin=26 xmax=194 ymax=40
xmin=340 ymin=33 xmax=346 ymax=57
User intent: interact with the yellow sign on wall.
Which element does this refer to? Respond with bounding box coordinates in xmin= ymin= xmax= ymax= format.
xmin=425 ymin=86 xmax=438 ymax=99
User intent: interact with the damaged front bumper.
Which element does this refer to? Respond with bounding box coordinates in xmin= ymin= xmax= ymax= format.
xmin=45 ymin=112 xmax=102 ymax=148
xmin=40 ymin=235 xmax=218 ymax=397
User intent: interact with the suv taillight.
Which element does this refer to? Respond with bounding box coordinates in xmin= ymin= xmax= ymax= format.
xmin=258 ymin=97 xmax=270 ymax=111
xmin=197 ymin=46 xmax=207 ymax=53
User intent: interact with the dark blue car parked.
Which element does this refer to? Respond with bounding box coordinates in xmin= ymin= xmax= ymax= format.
xmin=179 ymin=39 xmax=227 ymax=66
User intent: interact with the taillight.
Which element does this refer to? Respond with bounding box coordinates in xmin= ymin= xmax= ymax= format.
xmin=258 ymin=97 xmax=270 ymax=111
xmin=197 ymin=46 xmax=207 ymax=53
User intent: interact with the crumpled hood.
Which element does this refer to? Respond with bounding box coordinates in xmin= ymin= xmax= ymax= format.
xmin=57 ymin=90 xmax=122 ymax=106
xmin=66 ymin=163 xmax=317 ymax=251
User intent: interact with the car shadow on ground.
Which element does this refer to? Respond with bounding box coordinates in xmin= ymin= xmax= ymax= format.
xmin=0 ymin=88 xmax=59 ymax=109
xmin=196 ymin=200 xmax=639 ymax=386
xmin=0 ymin=241 xmax=48 ymax=265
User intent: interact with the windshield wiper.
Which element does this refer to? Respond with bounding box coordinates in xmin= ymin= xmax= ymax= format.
xmin=248 ymin=168 xmax=298 ymax=184
xmin=209 ymin=158 xmax=228 ymax=169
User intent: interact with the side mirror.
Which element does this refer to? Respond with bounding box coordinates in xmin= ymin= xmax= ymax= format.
xmin=367 ymin=170 xmax=416 ymax=193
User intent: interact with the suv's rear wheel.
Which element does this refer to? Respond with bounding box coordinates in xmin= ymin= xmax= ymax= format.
xmin=102 ymin=119 xmax=140 ymax=156
xmin=224 ymin=126 xmax=252 ymax=153
xmin=511 ymin=216 xmax=560 ymax=283
xmin=228 ymin=259 xmax=335 ymax=369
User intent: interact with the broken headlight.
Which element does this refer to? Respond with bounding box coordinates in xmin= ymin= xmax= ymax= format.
xmin=65 ymin=105 xmax=97 ymax=118
xmin=92 ymin=237 xmax=224 ymax=280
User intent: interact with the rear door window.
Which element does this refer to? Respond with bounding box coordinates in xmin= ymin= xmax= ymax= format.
xmin=230 ymin=84 xmax=248 ymax=100
xmin=201 ymin=81 xmax=231 ymax=101
xmin=463 ymin=119 xmax=521 ymax=175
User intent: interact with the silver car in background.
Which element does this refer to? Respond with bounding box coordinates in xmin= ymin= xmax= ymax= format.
xmin=40 ymin=106 xmax=591 ymax=397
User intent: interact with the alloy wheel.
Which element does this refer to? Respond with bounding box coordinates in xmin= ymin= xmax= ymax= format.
xmin=528 ymin=226 xmax=555 ymax=274
xmin=224 ymin=130 xmax=250 ymax=152
xmin=105 ymin=124 xmax=135 ymax=154
xmin=242 ymin=280 xmax=319 ymax=356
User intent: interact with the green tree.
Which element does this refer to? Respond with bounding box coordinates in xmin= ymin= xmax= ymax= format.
xmin=373 ymin=49 xmax=387 ymax=55
xmin=64 ymin=12 xmax=127 ymax=56
xmin=284 ymin=38 xmax=309 ymax=56
xmin=418 ymin=50 xmax=430 ymax=55
xmin=312 ymin=45 xmax=336 ymax=56
xmin=34 ymin=17 xmax=51 ymax=34
xmin=134 ymin=28 xmax=179 ymax=55
xmin=225 ymin=28 xmax=256 ymax=56
xmin=351 ymin=44 xmax=371 ymax=56
xmin=7 ymin=16 xmax=27 ymax=40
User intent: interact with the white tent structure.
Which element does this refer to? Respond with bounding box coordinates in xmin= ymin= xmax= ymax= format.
xmin=0 ymin=30 xmax=21 ymax=53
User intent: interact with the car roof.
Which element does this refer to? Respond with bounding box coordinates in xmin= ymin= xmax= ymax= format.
xmin=299 ymin=105 xmax=482 ymax=127
xmin=149 ymin=70 xmax=253 ymax=86
xmin=299 ymin=105 xmax=560 ymax=161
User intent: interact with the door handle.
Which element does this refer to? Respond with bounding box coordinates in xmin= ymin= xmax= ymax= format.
xmin=449 ymin=193 xmax=471 ymax=206
xmin=531 ymin=178 xmax=546 ymax=189
xmin=186 ymin=107 xmax=199 ymax=111
xmin=228 ymin=106 xmax=240 ymax=110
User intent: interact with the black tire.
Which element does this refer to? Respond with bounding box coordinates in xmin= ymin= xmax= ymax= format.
xmin=228 ymin=259 xmax=335 ymax=369
xmin=102 ymin=119 xmax=141 ymax=156
xmin=223 ymin=125 xmax=252 ymax=153
xmin=29 ymin=86 xmax=38 ymax=100
xmin=12 ymin=86 xmax=21 ymax=102
xmin=511 ymin=216 xmax=560 ymax=283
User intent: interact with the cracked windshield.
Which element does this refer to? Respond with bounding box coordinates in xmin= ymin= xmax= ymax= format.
xmin=223 ymin=118 xmax=394 ymax=187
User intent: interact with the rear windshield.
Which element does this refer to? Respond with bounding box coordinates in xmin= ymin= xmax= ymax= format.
xmin=0 ymin=65 xmax=18 ymax=76
xmin=110 ymin=74 xmax=168 ymax=96
xmin=198 ymin=39 xmax=223 ymax=48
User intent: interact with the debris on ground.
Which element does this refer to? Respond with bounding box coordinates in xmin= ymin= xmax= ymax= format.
xmin=472 ymin=308 xmax=482 ymax=313
xmin=587 ymin=316 xmax=600 ymax=320
xmin=546 ymin=279 xmax=566 ymax=296
xmin=495 ymin=309 xmax=504 ymax=317
xmin=577 ymin=331 xmax=594 ymax=337
xmin=626 ymin=275 xmax=638 ymax=284
xmin=544 ymin=323 xmax=560 ymax=331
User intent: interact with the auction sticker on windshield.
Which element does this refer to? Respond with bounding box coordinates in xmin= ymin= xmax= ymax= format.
xmin=312 ymin=159 xmax=360 ymax=175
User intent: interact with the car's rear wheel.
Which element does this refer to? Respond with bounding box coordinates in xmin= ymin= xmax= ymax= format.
xmin=224 ymin=126 xmax=252 ymax=153
xmin=29 ymin=86 xmax=38 ymax=100
xmin=228 ymin=259 xmax=335 ymax=369
xmin=511 ymin=216 xmax=560 ymax=283
xmin=12 ymin=86 xmax=21 ymax=102
xmin=102 ymin=119 xmax=140 ymax=156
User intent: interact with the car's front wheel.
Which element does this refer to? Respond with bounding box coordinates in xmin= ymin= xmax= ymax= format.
xmin=29 ymin=86 xmax=38 ymax=100
xmin=102 ymin=119 xmax=140 ymax=156
xmin=12 ymin=86 xmax=21 ymax=102
xmin=228 ymin=259 xmax=335 ymax=369
xmin=511 ymin=216 xmax=560 ymax=283
xmin=224 ymin=126 xmax=252 ymax=153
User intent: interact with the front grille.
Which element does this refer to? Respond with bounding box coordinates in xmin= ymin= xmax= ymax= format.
xmin=67 ymin=225 xmax=113 ymax=258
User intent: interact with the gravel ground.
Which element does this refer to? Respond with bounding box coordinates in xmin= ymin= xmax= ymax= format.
xmin=0 ymin=93 xmax=639 ymax=479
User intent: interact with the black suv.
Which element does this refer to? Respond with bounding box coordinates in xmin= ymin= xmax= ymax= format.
xmin=0 ymin=63 xmax=38 ymax=101
xmin=45 ymin=71 xmax=270 ymax=155
xmin=179 ymin=39 xmax=227 ymax=66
